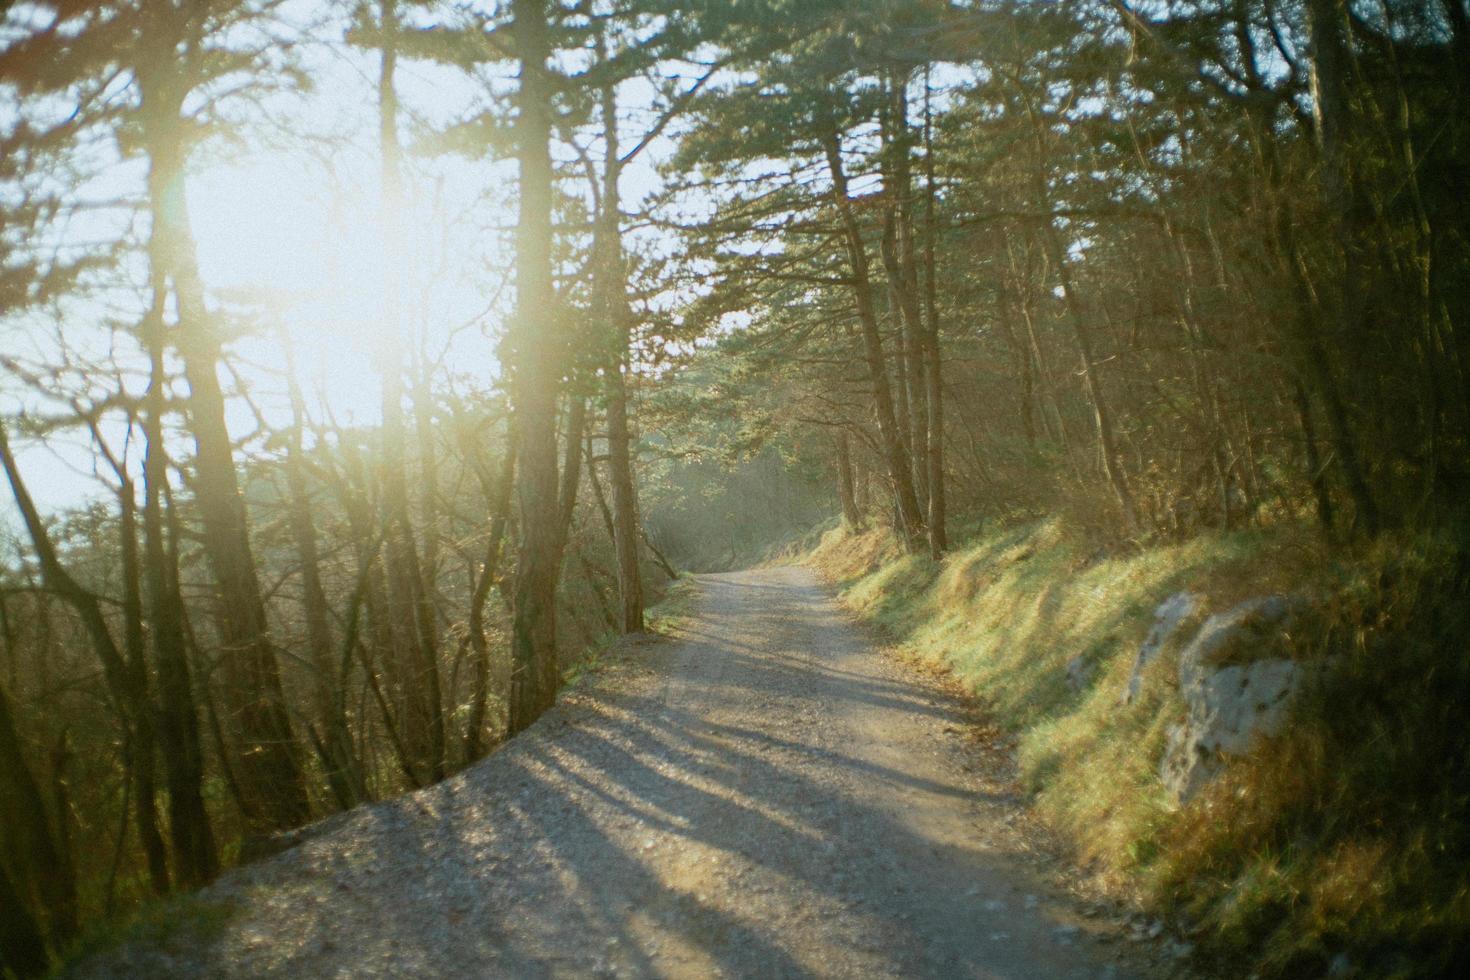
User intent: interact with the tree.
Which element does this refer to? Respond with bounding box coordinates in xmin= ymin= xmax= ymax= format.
xmin=354 ymin=0 xmax=448 ymax=782
xmin=0 ymin=662 xmax=75 ymax=961
xmin=0 ymin=858 xmax=48 ymax=979
xmin=134 ymin=0 xmax=312 ymax=832
xmin=506 ymin=0 xmax=566 ymax=732
xmin=592 ymin=35 xmax=647 ymax=634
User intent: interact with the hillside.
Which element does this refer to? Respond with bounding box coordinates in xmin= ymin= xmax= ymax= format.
xmin=806 ymin=521 xmax=1470 ymax=978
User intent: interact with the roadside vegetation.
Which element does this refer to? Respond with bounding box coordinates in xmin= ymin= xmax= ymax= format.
xmin=809 ymin=521 xmax=1470 ymax=978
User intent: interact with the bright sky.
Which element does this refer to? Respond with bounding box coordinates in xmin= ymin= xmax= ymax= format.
xmin=1 ymin=3 xmax=672 ymax=519
xmin=187 ymin=27 xmax=514 ymax=423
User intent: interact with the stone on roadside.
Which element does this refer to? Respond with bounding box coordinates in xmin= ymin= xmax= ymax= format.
xmin=1066 ymin=654 xmax=1095 ymax=693
xmin=1159 ymin=595 xmax=1329 ymax=803
xmin=1121 ymin=591 xmax=1200 ymax=705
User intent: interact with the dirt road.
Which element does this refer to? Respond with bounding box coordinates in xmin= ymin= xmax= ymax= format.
xmin=73 ymin=567 xmax=1154 ymax=979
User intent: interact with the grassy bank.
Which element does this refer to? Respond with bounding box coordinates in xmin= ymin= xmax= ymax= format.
xmin=806 ymin=520 xmax=1470 ymax=978
xmin=562 ymin=576 xmax=698 ymax=688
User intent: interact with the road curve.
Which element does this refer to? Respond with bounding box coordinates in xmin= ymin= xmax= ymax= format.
xmin=71 ymin=567 xmax=1149 ymax=980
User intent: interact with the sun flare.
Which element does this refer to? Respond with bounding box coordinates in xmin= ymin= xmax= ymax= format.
xmin=188 ymin=152 xmax=401 ymax=422
xmin=191 ymin=153 xmax=392 ymax=327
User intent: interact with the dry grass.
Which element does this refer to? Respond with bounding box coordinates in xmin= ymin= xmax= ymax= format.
xmin=806 ymin=519 xmax=1470 ymax=978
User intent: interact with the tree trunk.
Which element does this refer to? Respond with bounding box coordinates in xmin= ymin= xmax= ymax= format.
xmin=1008 ymin=234 xmax=1070 ymax=450
xmin=575 ymin=547 xmax=619 ymax=632
xmin=919 ymin=71 xmax=946 ymax=555
xmin=597 ymin=69 xmax=646 ymax=635
xmin=508 ymin=0 xmax=564 ymax=734
xmin=821 ymin=128 xmax=924 ymax=544
xmin=142 ymin=106 xmax=309 ymax=832
xmin=331 ymin=433 xmax=418 ymax=789
xmin=0 ymin=858 xmax=48 ymax=979
xmin=1305 ymin=0 xmax=1381 ymax=535
xmin=1022 ymin=107 xmax=1139 ymax=532
xmin=853 ymin=454 xmax=870 ymax=515
xmin=465 ymin=426 xmax=517 ymax=759
xmin=376 ymin=0 xmax=446 ymax=782
xmin=605 ymin=360 xmax=645 ymax=633
xmin=836 ymin=432 xmax=862 ymax=528
xmin=284 ymin=346 xmax=364 ymax=809
xmin=556 ymin=395 xmax=588 ymax=559
xmin=1 ymin=422 xmax=165 ymax=916
xmin=115 ymin=482 xmax=169 ymax=895
xmin=1293 ymin=377 xmax=1337 ymax=534
xmin=140 ymin=308 xmax=217 ymax=886
xmin=999 ymin=298 xmax=1037 ymax=447
xmin=4 ymin=425 xmax=165 ymax=764
xmin=640 ymin=528 xmax=679 ymax=581
xmin=414 ymin=351 xmax=441 ymax=600
xmin=882 ymin=220 xmax=927 ymax=514
xmin=0 ymin=676 xmax=75 ymax=951
xmin=882 ymin=72 xmax=930 ymax=520
xmin=921 ymin=312 xmax=946 ymax=553
xmin=585 ymin=435 xmax=617 ymax=544
xmin=1042 ymin=224 xmax=1140 ymax=533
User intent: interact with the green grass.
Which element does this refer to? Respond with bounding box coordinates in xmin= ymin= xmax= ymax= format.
xmin=562 ymin=576 xmax=700 ymax=688
xmin=560 ymin=647 xmax=609 ymax=688
xmin=811 ymin=520 xmax=1255 ymax=872
xmin=646 ymin=576 xmax=700 ymax=634
xmin=807 ymin=520 xmax=1470 ymax=978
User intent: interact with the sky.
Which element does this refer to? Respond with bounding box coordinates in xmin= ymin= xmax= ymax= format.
xmin=1 ymin=0 xmax=678 ymax=522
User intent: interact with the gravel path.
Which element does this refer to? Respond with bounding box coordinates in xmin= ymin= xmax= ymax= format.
xmin=71 ymin=567 xmax=1157 ymax=979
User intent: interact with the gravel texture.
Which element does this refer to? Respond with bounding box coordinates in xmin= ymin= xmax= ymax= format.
xmin=69 ymin=566 xmax=1166 ymax=979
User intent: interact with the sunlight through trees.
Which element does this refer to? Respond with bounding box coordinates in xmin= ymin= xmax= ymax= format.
xmin=3 ymin=0 xmax=1469 ymax=975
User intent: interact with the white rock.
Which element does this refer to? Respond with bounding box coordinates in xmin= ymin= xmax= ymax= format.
xmin=1066 ymin=655 xmax=1095 ymax=693
xmin=1121 ymin=591 xmax=1200 ymax=705
xmin=1159 ymin=596 xmax=1326 ymax=803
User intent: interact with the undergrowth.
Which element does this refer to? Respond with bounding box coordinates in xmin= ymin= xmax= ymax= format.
xmin=562 ymin=575 xmax=697 ymax=687
xmin=52 ymin=893 xmax=237 ymax=977
xmin=807 ymin=520 xmax=1470 ymax=978
xmin=645 ymin=577 xmax=699 ymax=634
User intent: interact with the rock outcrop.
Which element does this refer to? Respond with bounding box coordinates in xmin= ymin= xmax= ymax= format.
xmin=1121 ymin=591 xmax=1201 ymax=705
xmin=1066 ymin=654 xmax=1095 ymax=693
xmin=1159 ymin=596 xmax=1325 ymax=804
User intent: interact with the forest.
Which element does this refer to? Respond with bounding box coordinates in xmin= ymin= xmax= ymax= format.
xmin=2 ymin=0 xmax=1469 ymax=977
